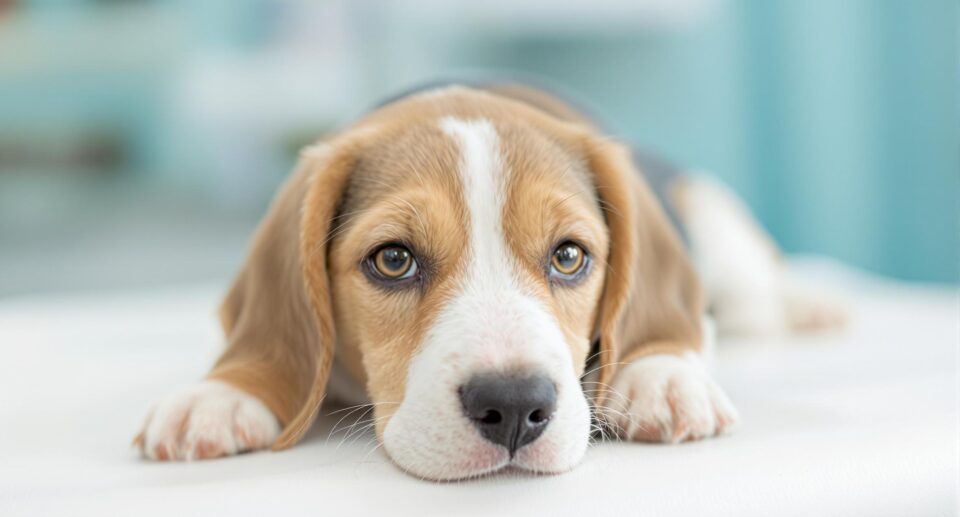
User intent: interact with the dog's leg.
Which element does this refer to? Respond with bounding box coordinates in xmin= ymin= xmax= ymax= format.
xmin=134 ymin=354 xmax=310 ymax=461
xmin=677 ymin=176 xmax=847 ymax=336
xmin=134 ymin=375 xmax=280 ymax=461
xmin=600 ymin=345 xmax=738 ymax=443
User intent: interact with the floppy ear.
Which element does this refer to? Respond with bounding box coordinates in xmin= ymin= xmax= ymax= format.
xmin=583 ymin=137 xmax=704 ymax=406
xmin=210 ymin=137 xmax=360 ymax=451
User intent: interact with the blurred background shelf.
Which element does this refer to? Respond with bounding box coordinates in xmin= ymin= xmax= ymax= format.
xmin=1 ymin=0 xmax=957 ymax=296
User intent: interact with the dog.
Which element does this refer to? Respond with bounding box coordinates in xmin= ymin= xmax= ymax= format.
xmin=134 ymin=82 xmax=843 ymax=480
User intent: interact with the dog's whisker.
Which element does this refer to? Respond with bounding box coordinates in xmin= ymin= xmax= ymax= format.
xmin=344 ymin=421 xmax=387 ymax=451
xmin=579 ymin=360 xmax=633 ymax=381
xmin=341 ymin=413 xmax=391 ymax=443
xmin=360 ymin=441 xmax=387 ymax=464
xmin=325 ymin=400 xmax=399 ymax=417
xmin=326 ymin=405 xmax=376 ymax=447
xmin=325 ymin=402 xmax=375 ymax=417
xmin=335 ymin=414 xmax=393 ymax=452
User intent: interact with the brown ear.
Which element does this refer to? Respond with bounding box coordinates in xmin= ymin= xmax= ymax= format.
xmin=210 ymin=137 xmax=360 ymax=451
xmin=584 ymin=137 xmax=704 ymax=406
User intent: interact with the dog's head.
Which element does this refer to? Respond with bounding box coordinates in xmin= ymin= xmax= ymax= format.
xmin=221 ymin=86 xmax=701 ymax=480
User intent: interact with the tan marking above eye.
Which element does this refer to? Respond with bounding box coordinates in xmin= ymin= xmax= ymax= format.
xmin=373 ymin=246 xmax=415 ymax=279
xmin=551 ymin=243 xmax=585 ymax=276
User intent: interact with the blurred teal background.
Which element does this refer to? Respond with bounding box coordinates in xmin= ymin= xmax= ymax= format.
xmin=0 ymin=0 xmax=957 ymax=295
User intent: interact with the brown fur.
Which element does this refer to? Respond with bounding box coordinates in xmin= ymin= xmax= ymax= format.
xmin=204 ymin=84 xmax=703 ymax=450
xmin=328 ymin=123 xmax=469 ymax=433
xmin=579 ymin=136 xmax=703 ymax=406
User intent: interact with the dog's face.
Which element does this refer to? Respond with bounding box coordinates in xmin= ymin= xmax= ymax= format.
xmin=326 ymin=100 xmax=609 ymax=479
xmin=251 ymin=86 xmax=703 ymax=480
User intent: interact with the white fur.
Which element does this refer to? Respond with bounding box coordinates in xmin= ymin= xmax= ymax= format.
xmin=382 ymin=118 xmax=590 ymax=480
xmin=683 ymin=175 xmax=786 ymax=335
xmin=138 ymin=380 xmax=280 ymax=461
xmin=603 ymin=353 xmax=738 ymax=443
xmin=682 ymin=175 xmax=846 ymax=335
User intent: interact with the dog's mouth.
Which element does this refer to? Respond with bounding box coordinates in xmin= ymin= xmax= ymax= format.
xmin=401 ymin=445 xmax=558 ymax=482
xmin=383 ymin=409 xmax=588 ymax=482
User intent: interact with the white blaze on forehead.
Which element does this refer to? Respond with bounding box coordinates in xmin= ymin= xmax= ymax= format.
xmin=434 ymin=116 xmax=564 ymax=362
xmin=439 ymin=117 xmax=515 ymax=283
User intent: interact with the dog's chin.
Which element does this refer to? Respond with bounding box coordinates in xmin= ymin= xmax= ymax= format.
xmin=382 ymin=428 xmax=588 ymax=481
xmin=510 ymin=433 xmax=588 ymax=476
xmin=387 ymin=446 xmax=583 ymax=482
xmin=384 ymin=440 xmax=509 ymax=482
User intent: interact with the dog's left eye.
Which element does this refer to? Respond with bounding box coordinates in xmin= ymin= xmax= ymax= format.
xmin=550 ymin=242 xmax=588 ymax=281
xmin=368 ymin=244 xmax=419 ymax=282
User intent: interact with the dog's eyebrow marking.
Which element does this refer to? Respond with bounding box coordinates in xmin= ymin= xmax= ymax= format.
xmin=439 ymin=117 xmax=515 ymax=283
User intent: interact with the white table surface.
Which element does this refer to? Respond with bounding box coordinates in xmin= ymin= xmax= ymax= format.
xmin=1 ymin=262 xmax=957 ymax=517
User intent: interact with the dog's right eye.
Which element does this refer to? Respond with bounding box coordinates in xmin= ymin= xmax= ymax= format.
xmin=366 ymin=244 xmax=419 ymax=283
xmin=548 ymin=241 xmax=591 ymax=286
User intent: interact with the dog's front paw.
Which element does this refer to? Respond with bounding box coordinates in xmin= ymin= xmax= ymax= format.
xmin=134 ymin=380 xmax=280 ymax=461
xmin=602 ymin=354 xmax=737 ymax=443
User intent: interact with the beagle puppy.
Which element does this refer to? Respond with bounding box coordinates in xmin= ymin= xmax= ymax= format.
xmin=135 ymin=83 xmax=842 ymax=480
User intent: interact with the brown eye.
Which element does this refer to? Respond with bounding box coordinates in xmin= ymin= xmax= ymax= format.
xmin=372 ymin=245 xmax=417 ymax=279
xmin=551 ymin=242 xmax=586 ymax=277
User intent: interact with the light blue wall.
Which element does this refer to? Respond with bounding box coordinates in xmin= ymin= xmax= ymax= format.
xmin=3 ymin=0 xmax=956 ymax=283
xmin=456 ymin=0 xmax=959 ymax=282
xmin=739 ymin=0 xmax=958 ymax=283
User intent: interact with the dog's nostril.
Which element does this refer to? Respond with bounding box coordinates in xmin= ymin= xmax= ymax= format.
xmin=528 ymin=409 xmax=549 ymax=424
xmin=479 ymin=409 xmax=502 ymax=425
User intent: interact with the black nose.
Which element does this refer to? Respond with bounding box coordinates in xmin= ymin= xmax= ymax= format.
xmin=459 ymin=374 xmax=557 ymax=455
